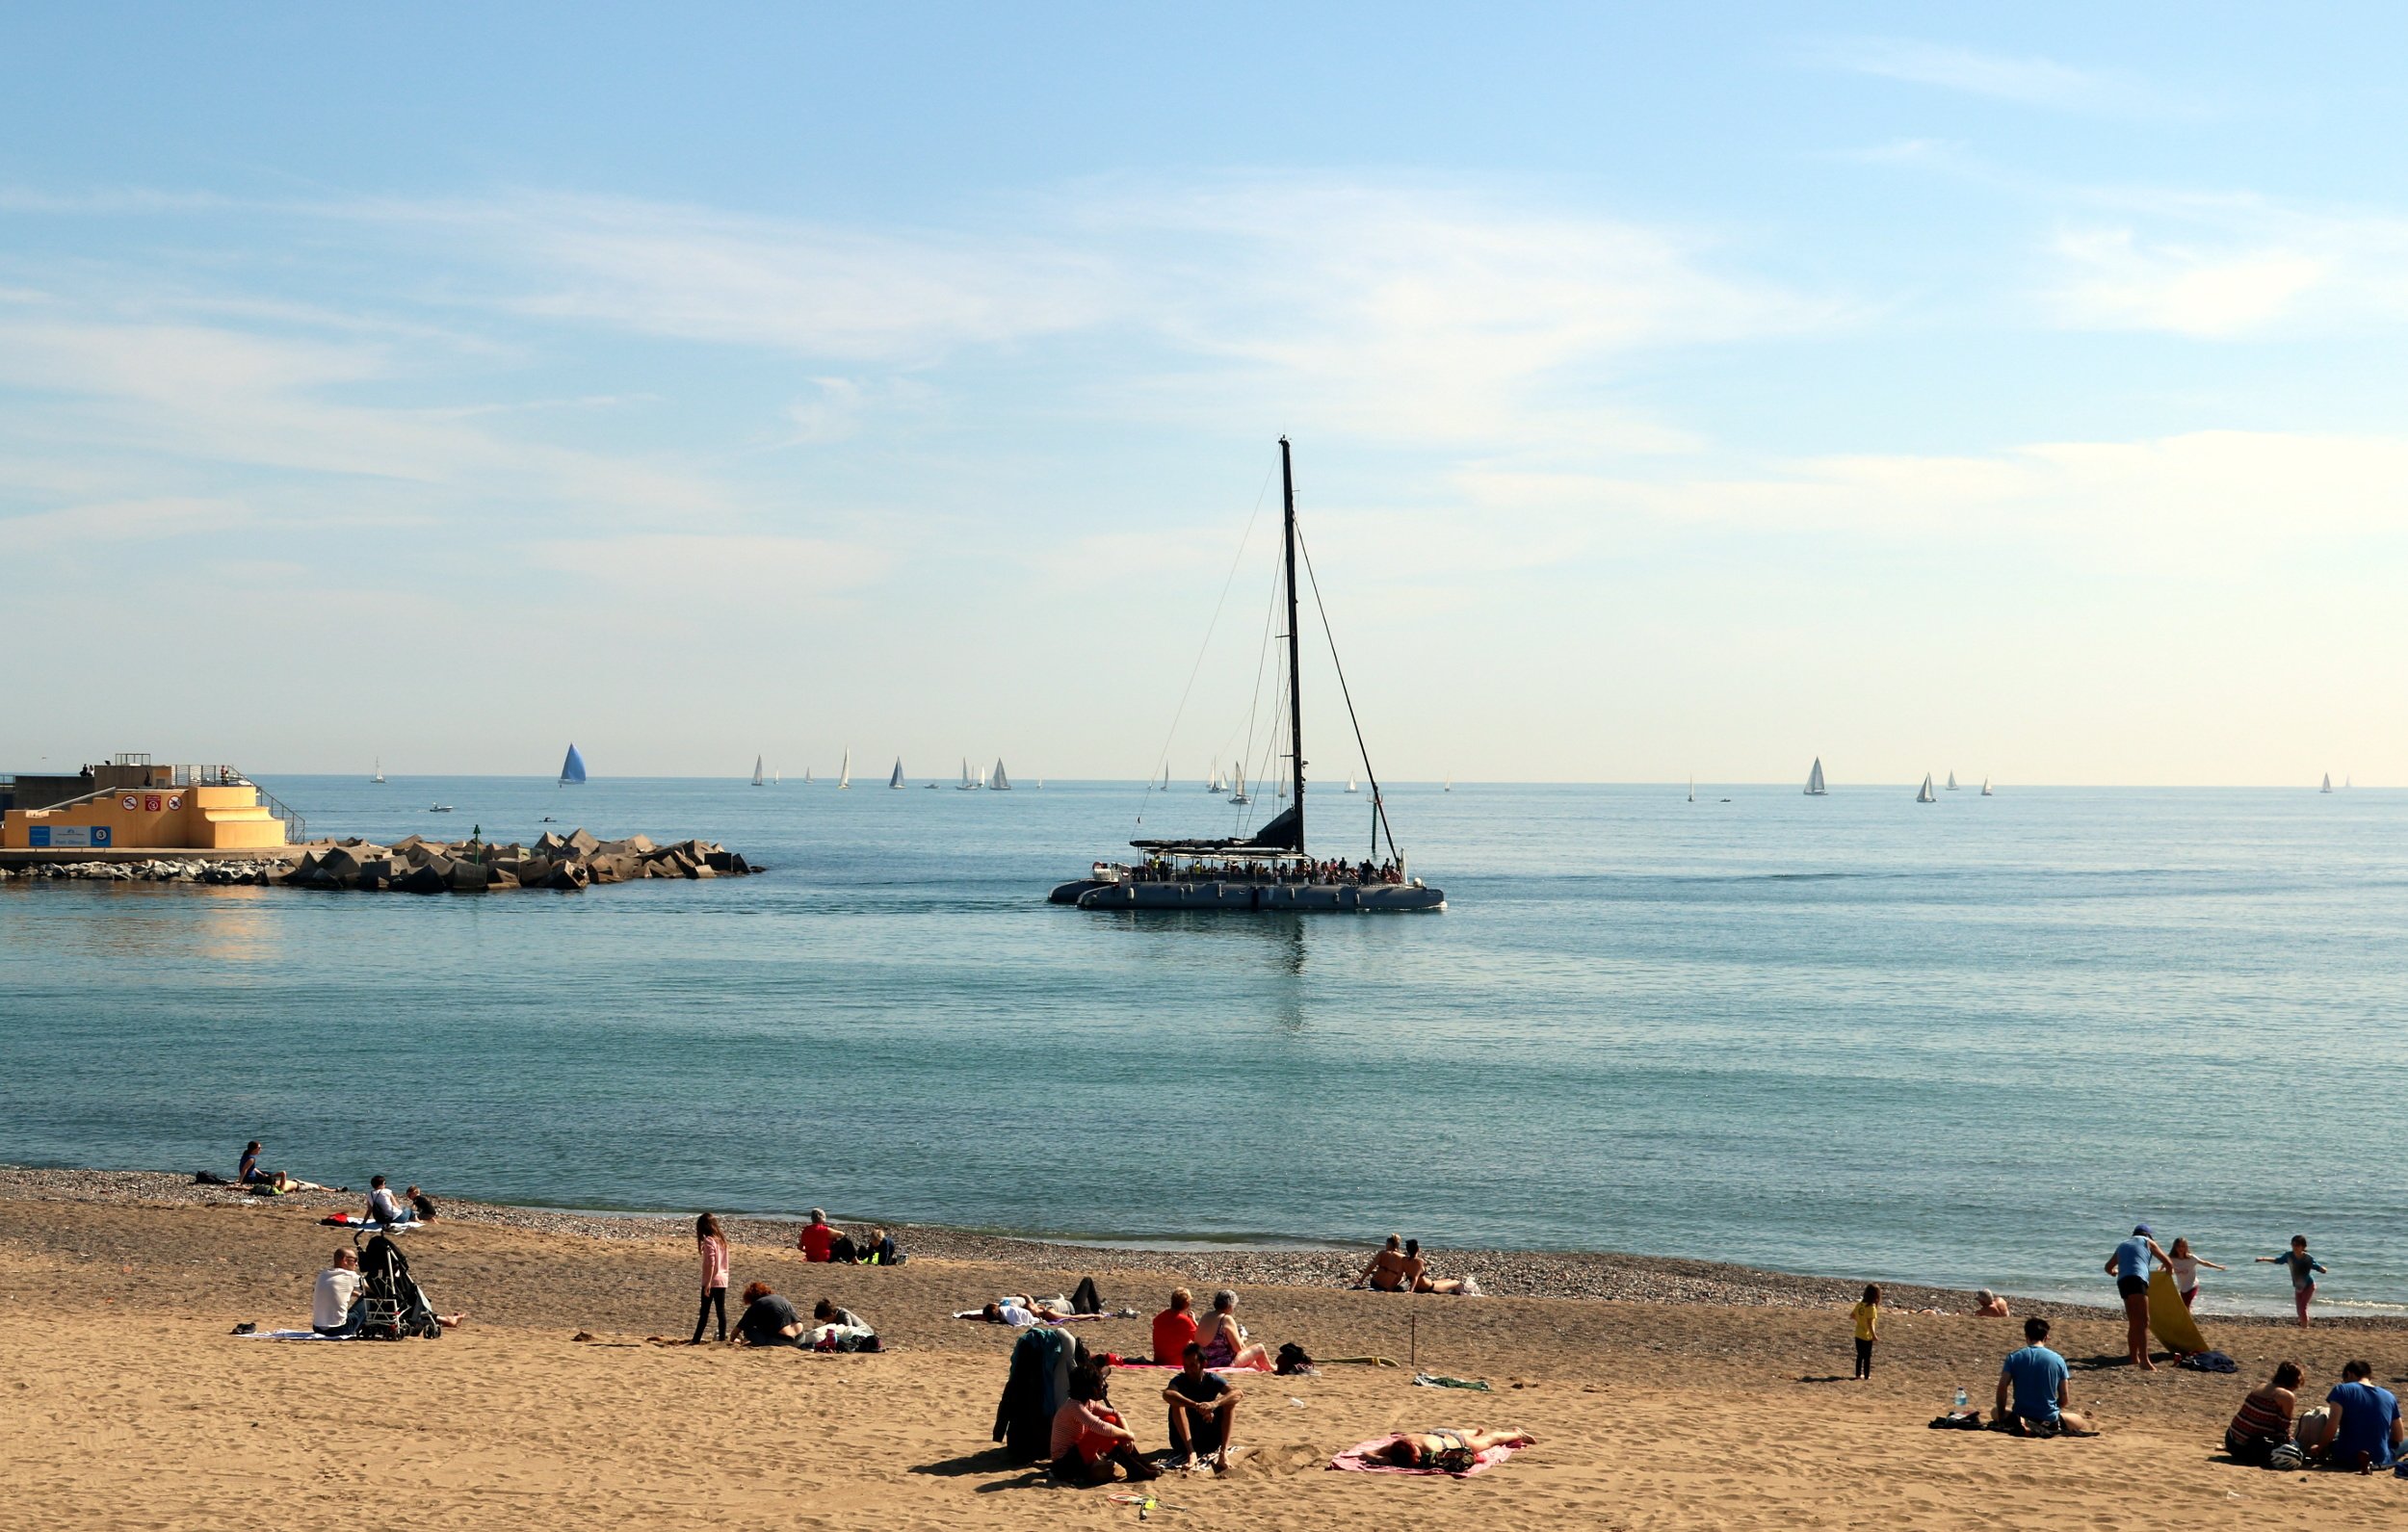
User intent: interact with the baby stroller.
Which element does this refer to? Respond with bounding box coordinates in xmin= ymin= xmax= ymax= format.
xmin=355 ymin=1233 xmax=443 ymax=1339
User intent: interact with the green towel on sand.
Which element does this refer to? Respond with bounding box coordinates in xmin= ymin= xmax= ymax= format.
xmin=1411 ymin=1372 xmax=1490 ymax=1390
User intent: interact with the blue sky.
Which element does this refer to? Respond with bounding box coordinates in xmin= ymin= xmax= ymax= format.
xmin=4 ymin=4 xmax=2404 ymax=783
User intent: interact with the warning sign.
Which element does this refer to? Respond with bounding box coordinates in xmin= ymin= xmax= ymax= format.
xmin=144 ymin=795 xmax=162 ymax=813
xmin=167 ymin=794 xmax=182 ymax=811
xmin=120 ymin=795 xmax=139 ymax=811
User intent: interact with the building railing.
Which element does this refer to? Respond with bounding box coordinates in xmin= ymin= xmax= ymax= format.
xmin=9 ymin=766 xmax=308 ymax=843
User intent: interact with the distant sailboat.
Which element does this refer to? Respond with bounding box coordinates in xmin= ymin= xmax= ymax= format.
xmin=1917 ymin=773 xmax=1936 ymax=803
xmin=992 ymin=758 xmax=1012 ymax=791
xmin=2320 ymin=772 xmax=2334 ymax=793
xmin=837 ymin=750 xmax=851 ymax=790
xmin=1688 ymin=777 xmax=1694 ymax=803
xmin=1980 ymin=777 xmax=1993 ymax=796
xmin=1229 ymin=765 xmax=1249 ymax=805
xmin=804 ymin=766 xmax=813 ymax=785
xmin=1445 ymin=775 xmax=1453 ymax=792
xmin=1346 ymin=776 xmax=1358 ymax=793
xmin=371 ymin=757 xmax=385 ymax=785
xmin=1946 ymin=770 xmax=1959 ymax=792
xmin=750 ymin=755 xmax=765 ymax=788
xmin=1804 ymin=758 xmax=1826 ymax=796
xmin=957 ymin=757 xmax=979 ymax=791
xmin=559 ymin=743 xmax=588 ymax=786
xmin=1209 ymin=766 xmax=1225 ymax=792
xmin=773 ymin=766 xmax=780 ymax=785
xmin=889 ymin=757 xmax=905 ymax=790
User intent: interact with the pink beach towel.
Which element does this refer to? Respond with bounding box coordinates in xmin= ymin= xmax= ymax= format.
xmin=1329 ymin=1434 xmax=1522 ymax=1477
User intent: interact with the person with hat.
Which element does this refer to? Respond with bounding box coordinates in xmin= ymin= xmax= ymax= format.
xmin=2103 ymin=1223 xmax=2172 ymax=1370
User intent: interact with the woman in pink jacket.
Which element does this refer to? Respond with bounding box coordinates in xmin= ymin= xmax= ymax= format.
xmin=691 ymin=1213 xmax=731 ymax=1344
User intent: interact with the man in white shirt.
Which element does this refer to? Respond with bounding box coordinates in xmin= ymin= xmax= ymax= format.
xmin=313 ymin=1249 xmax=365 ymax=1337
xmin=365 ymin=1176 xmax=411 ymax=1228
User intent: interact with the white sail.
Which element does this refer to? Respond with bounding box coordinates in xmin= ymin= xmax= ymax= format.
xmin=837 ymin=749 xmax=851 ymax=789
xmin=1229 ymin=765 xmax=1248 ymax=803
xmin=1917 ymin=773 xmax=1936 ymax=803
xmin=1445 ymin=775 xmax=1453 ymax=792
xmin=2321 ymin=772 xmax=2334 ymax=793
xmin=804 ymin=766 xmax=813 ymax=785
xmin=751 ymin=754 xmax=764 ymax=788
xmin=773 ymin=766 xmax=780 ymax=785
xmin=1347 ymin=776 xmax=1358 ymax=792
xmin=1946 ymin=770 xmax=1958 ymax=792
xmin=890 ymin=757 xmax=905 ymax=789
xmin=371 ymin=756 xmax=384 ymax=785
xmin=1805 ymin=758 xmax=1826 ymax=795
xmin=1980 ymin=777 xmax=1992 ymax=795
xmin=992 ymin=758 xmax=1012 ymax=791
xmin=1688 ymin=776 xmax=1693 ymax=803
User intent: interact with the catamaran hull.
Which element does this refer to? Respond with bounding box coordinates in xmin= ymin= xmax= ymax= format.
xmin=1063 ymin=881 xmax=1444 ymax=912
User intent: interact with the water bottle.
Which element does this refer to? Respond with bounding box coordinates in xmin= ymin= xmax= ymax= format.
xmin=1953 ymin=1386 xmax=1969 ymax=1413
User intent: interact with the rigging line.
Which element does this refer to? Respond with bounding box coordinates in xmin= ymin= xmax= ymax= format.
xmin=1134 ymin=463 xmax=1277 ymax=833
xmin=1232 ymin=540 xmax=1283 ymax=832
xmin=1295 ymin=522 xmax=1400 ymax=864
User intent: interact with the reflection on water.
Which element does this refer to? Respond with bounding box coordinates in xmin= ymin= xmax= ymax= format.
xmin=4 ymin=881 xmax=276 ymax=965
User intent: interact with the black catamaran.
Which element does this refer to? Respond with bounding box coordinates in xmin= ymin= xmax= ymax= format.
xmin=1050 ymin=438 xmax=1445 ymax=913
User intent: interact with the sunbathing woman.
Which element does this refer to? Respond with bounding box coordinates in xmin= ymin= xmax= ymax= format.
xmin=1373 ymin=1428 xmax=1536 ymax=1471
xmin=1195 ymin=1289 xmax=1272 ymax=1370
xmin=1401 ymin=1239 xmax=1468 ymax=1295
xmin=1356 ymin=1235 xmax=1408 ymax=1292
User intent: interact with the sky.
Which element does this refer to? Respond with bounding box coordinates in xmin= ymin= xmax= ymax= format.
xmin=4 ymin=3 xmax=2405 ymax=785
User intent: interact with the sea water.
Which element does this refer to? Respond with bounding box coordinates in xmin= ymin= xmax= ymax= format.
xmin=3 ymin=778 xmax=2403 ymax=1315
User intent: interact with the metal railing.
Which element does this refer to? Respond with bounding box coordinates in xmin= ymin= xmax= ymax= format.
xmin=12 ymin=766 xmax=308 ymax=844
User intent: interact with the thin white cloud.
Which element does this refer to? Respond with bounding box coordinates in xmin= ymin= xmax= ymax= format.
xmin=527 ymin=532 xmax=890 ymax=605
xmin=0 ymin=495 xmax=255 ymax=552
xmin=1808 ymin=37 xmax=2132 ymax=111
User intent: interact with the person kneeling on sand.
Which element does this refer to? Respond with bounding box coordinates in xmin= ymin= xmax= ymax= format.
xmin=1974 ymin=1288 xmax=2010 ymax=1318
xmin=2306 ymin=1360 xmax=2403 ymax=1472
xmin=735 ymin=1282 xmax=803 ymax=1347
xmin=1356 ymin=1235 xmax=1408 ymax=1292
xmin=1050 ymin=1363 xmax=1159 ymax=1486
xmin=312 ymin=1248 xmax=365 ymax=1338
xmin=1163 ymin=1341 xmax=1242 ymax=1472
xmin=1370 ymin=1428 xmax=1536 ymax=1471
xmin=1195 ymin=1290 xmax=1272 ymax=1371
xmin=2224 ymin=1361 xmax=2302 ymax=1465
xmin=1995 ymin=1317 xmax=2096 ymax=1437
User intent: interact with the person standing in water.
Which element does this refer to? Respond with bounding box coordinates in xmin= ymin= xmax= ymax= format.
xmin=2257 ymin=1235 xmax=2329 ymax=1328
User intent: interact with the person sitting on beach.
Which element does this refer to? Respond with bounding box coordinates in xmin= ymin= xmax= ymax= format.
xmin=1401 ymin=1239 xmax=1470 ymax=1295
xmin=1995 ymin=1316 xmax=2096 ymax=1437
xmin=2306 ymin=1361 xmax=2403 ymax=1472
xmin=366 ymin=1176 xmax=412 ymax=1228
xmin=2165 ymin=1237 xmax=2223 ymax=1310
xmin=1153 ymin=1288 xmax=1199 ymax=1364
xmin=312 ymin=1248 xmax=365 ymax=1338
xmin=239 ymin=1141 xmax=272 ymax=1185
xmin=798 ymin=1209 xmax=837 ymax=1263
xmin=1368 ymin=1428 xmax=1536 ymax=1471
xmin=812 ymin=1298 xmax=866 ymax=1330
xmin=2103 ymin=1224 xmax=2170 ymax=1370
xmin=1195 ymin=1290 xmax=1272 ymax=1371
xmin=734 ymin=1281 xmax=803 ymax=1347
xmin=1163 ymin=1340 xmax=1242 ymax=1472
xmin=1356 ymin=1236 xmax=1409 ymax=1292
xmin=2256 ymin=1235 xmax=2329 ymax=1329
xmin=861 ymin=1228 xmax=900 ymax=1265
xmin=406 ymin=1186 xmax=438 ymax=1222
xmin=1974 ymin=1289 xmax=2011 ymax=1318
xmin=1050 ymin=1363 xmax=1159 ymax=1485
xmin=2224 ymin=1361 xmax=2302 ymax=1465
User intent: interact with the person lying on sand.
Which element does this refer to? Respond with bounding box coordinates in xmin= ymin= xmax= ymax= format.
xmin=1194 ymin=1290 xmax=1271 ymax=1371
xmin=1356 ymin=1235 xmax=1408 ymax=1292
xmin=1401 ymin=1239 xmax=1474 ymax=1295
xmin=981 ymin=1298 xmax=1075 ymax=1325
xmin=1163 ymin=1340 xmax=1242 ymax=1472
xmin=1994 ymin=1317 xmax=2096 ymax=1437
xmin=1050 ymin=1363 xmax=1160 ymax=1486
xmin=1973 ymin=1289 xmax=2010 ymax=1318
xmin=1369 ymin=1428 xmax=1535 ymax=1471
xmin=735 ymin=1282 xmax=803 ymax=1346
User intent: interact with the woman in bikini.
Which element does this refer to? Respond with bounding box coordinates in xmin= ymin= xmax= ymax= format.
xmin=1195 ymin=1289 xmax=1272 ymax=1370
xmin=1356 ymin=1235 xmax=1408 ymax=1292
xmin=1373 ymin=1428 xmax=1536 ymax=1471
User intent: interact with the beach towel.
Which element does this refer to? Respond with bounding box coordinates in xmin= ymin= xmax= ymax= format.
xmin=1329 ymin=1434 xmax=1523 ymax=1477
xmin=951 ymin=1308 xmax=1112 ymax=1325
xmin=1411 ymin=1373 xmax=1491 ymax=1391
xmin=319 ymin=1214 xmax=411 ymax=1233
xmin=2176 ymin=1350 xmax=2238 ymax=1373
xmin=241 ymin=1329 xmax=353 ymax=1341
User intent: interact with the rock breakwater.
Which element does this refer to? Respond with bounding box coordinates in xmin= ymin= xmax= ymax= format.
xmin=284 ymin=829 xmax=762 ymax=894
xmin=0 ymin=859 xmax=283 ymax=885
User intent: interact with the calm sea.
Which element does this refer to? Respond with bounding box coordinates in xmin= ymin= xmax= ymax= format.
xmin=4 ymin=777 xmax=2403 ymax=1314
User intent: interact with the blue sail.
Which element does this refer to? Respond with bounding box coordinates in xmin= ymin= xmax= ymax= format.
xmin=559 ymin=743 xmax=588 ymax=785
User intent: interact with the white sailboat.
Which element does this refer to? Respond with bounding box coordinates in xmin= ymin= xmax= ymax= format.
xmin=1980 ymin=777 xmax=1992 ymax=796
xmin=750 ymin=755 xmax=765 ymax=788
xmin=2320 ymin=772 xmax=2334 ymax=793
xmin=1917 ymin=773 xmax=1936 ymax=803
xmin=773 ymin=766 xmax=780 ymax=785
xmin=1209 ymin=766 xmax=1225 ymax=792
xmin=371 ymin=757 xmax=385 ymax=785
xmin=1346 ymin=776 xmax=1358 ymax=793
xmin=804 ymin=766 xmax=814 ymax=786
xmin=1804 ymin=758 xmax=1826 ymax=796
xmin=1229 ymin=764 xmax=1249 ymax=805
xmin=837 ymin=750 xmax=851 ymax=790
xmin=1688 ymin=776 xmax=1694 ymax=803
xmin=1444 ymin=775 xmax=1453 ymax=792
xmin=889 ymin=757 xmax=906 ymax=789
xmin=992 ymin=759 xmax=1012 ymax=791
xmin=1946 ymin=770 xmax=1959 ymax=792
xmin=957 ymin=757 xmax=979 ymax=791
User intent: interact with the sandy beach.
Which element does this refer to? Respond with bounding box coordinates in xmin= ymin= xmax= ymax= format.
xmin=4 ymin=1170 xmax=2402 ymax=1529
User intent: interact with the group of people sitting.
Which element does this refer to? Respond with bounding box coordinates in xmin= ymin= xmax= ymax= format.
xmin=1050 ymin=1345 xmax=1246 ymax=1482
xmin=1151 ymin=1287 xmax=1272 ymax=1371
xmin=1353 ymin=1234 xmax=1476 ymax=1295
xmin=1123 ymin=857 xmax=1406 ymax=886
xmin=796 ymin=1208 xmax=901 ymax=1267
xmin=687 ymin=1212 xmax=884 ymax=1348
xmin=2225 ymin=1358 xmax=2404 ymax=1472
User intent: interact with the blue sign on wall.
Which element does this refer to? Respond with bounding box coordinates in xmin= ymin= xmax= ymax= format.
xmin=26 ymin=825 xmax=110 ymax=848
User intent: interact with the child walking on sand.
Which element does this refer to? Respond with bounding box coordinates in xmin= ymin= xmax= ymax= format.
xmin=2257 ymin=1235 xmax=2328 ymax=1328
xmin=1851 ymin=1285 xmax=1880 ymax=1379
xmin=692 ymin=1213 xmax=730 ymax=1344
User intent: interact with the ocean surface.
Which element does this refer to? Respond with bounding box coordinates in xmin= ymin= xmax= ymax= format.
xmin=5 ymin=777 xmax=2404 ymax=1315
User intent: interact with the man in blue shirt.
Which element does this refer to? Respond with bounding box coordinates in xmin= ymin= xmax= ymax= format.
xmin=1995 ymin=1317 xmax=2096 ymax=1437
xmin=2311 ymin=1361 xmax=2403 ymax=1471
xmin=2101 ymin=1223 xmax=2170 ymax=1371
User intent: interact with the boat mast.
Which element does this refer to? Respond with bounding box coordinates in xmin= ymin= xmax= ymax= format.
xmin=1281 ymin=435 xmax=1304 ymax=859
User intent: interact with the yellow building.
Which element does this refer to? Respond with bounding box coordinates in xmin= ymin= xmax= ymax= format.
xmin=2 ymin=759 xmax=292 ymax=851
